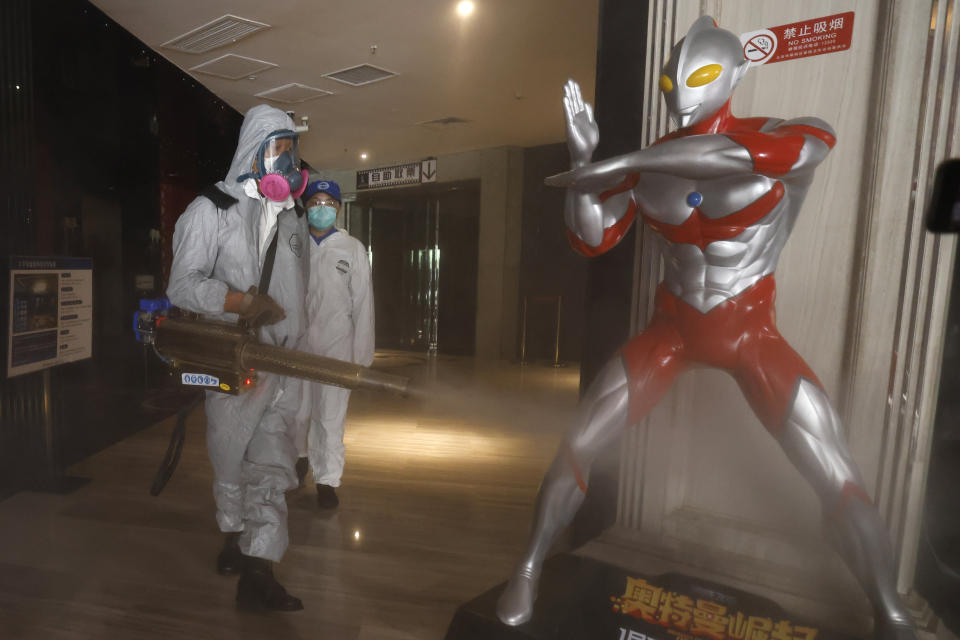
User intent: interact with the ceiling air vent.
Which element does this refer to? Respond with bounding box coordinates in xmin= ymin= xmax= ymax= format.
xmin=419 ymin=117 xmax=471 ymax=126
xmin=324 ymin=64 xmax=397 ymax=86
xmin=255 ymin=83 xmax=334 ymax=104
xmin=191 ymin=54 xmax=277 ymax=80
xmin=162 ymin=15 xmax=270 ymax=54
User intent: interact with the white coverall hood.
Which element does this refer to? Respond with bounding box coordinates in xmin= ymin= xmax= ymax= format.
xmin=222 ymin=105 xmax=297 ymax=201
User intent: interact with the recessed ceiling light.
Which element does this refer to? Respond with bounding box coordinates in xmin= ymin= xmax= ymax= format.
xmin=457 ymin=1 xmax=474 ymax=17
xmin=360 ymin=152 xmax=368 ymax=160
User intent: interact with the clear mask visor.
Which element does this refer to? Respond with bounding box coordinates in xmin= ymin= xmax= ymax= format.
xmin=258 ymin=130 xmax=300 ymax=177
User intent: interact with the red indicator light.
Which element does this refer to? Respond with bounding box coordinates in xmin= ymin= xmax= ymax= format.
xmin=245 ymin=378 xmax=252 ymax=386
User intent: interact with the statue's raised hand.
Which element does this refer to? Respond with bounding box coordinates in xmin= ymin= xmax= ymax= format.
xmin=563 ymin=79 xmax=598 ymax=168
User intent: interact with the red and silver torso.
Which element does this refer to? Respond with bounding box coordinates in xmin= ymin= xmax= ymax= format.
xmin=568 ymin=107 xmax=836 ymax=314
xmin=632 ymin=112 xmax=833 ymax=312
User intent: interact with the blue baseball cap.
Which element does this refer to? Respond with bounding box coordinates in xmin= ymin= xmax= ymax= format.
xmin=303 ymin=179 xmax=341 ymax=203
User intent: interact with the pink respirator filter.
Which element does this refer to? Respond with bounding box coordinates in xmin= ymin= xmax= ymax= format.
xmin=260 ymin=170 xmax=309 ymax=202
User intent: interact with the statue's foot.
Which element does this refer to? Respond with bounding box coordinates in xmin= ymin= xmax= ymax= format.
xmin=874 ymin=618 xmax=917 ymax=640
xmin=496 ymin=569 xmax=538 ymax=626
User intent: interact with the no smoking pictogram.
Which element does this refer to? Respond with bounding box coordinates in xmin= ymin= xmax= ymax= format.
xmin=738 ymin=28 xmax=779 ymax=67
xmin=744 ymin=35 xmax=774 ymax=61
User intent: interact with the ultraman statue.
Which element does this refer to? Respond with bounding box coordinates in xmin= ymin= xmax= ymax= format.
xmin=496 ymin=16 xmax=916 ymax=640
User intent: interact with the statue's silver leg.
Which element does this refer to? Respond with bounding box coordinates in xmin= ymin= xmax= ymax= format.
xmin=498 ymin=319 xmax=684 ymax=626
xmin=778 ymin=378 xmax=916 ymax=639
xmin=497 ymin=356 xmax=633 ymax=625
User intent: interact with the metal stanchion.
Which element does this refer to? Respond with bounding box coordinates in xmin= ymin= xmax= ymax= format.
xmin=519 ymin=296 xmax=529 ymax=366
xmin=42 ymin=368 xmax=56 ymax=488
xmin=38 ymin=367 xmax=89 ymax=493
xmin=552 ymin=295 xmax=564 ymax=368
xmin=428 ymin=198 xmax=440 ymax=357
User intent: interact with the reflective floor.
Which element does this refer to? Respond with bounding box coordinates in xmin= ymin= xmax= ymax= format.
xmin=0 ymin=353 xmax=579 ymax=639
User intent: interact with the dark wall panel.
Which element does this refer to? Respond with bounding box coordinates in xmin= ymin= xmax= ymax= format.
xmin=437 ymin=188 xmax=480 ymax=356
xmin=0 ymin=0 xmax=38 ymax=493
xmin=573 ymin=0 xmax=649 ymax=546
xmin=520 ymin=143 xmax=588 ymax=364
xmin=1 ymin=0 xmax=242 ymax=493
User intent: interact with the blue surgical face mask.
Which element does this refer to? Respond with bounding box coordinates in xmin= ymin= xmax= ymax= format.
xmin=308 ymin=205 xmax=337 ymax=230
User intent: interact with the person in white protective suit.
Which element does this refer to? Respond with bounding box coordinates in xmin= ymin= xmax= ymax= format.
xmin=294 ymin=179 xmax=374 ymax=509
xmin=166 ymin=105 xmax=310 ymax=611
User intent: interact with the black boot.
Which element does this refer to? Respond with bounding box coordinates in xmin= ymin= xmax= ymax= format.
xmin=216 ymin=532 xmax=243 ymax=576
xmin=236 ymin=556 xmax=303 ymax=612
xmin=316 ymin=483 xmax=339 ymax=509
xmin=295 ymin=457 xmax=309 ymax=489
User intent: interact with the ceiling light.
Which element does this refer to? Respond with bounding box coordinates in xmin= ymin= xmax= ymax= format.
xmin=457 ymin=1 xmax=474 ymax=17
xmin=360 ymin=152 xmax=368 ymax=160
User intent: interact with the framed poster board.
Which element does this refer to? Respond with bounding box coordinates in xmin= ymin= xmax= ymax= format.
xmin=8 ymin=256 xmax=93 ymax=377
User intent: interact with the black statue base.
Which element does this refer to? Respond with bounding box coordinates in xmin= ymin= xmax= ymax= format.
xmin=445 ymin=554 xmax=860 ymax=640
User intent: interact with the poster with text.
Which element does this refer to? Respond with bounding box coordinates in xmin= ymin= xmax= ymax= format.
xmin=7 ymin=256 xmax=93 ymax=377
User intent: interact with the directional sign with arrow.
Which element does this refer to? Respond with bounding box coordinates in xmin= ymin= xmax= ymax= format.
xmin=356 ymin=158 xmax=440 ymax=191
xmin=421 ymin=157 xmax=437 ymax=183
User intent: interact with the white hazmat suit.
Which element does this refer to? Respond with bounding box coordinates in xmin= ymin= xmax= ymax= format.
xmin=296 ymin=228 xmax=374 ymax=487
xmin=167 ymin=105 xmax=308 ymax=562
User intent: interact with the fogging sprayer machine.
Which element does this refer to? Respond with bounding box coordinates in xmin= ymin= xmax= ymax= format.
xmin=133 ymin=297 xmax=411 ymax=494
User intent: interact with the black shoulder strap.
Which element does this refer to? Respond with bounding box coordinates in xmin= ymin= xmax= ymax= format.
xmin=199 ymin=183 xmax=278 ymax=296
xmin=199 ymin=184 xmax=238 ymax=210
xmin=258 ymin=230 xmax=279 ymax=296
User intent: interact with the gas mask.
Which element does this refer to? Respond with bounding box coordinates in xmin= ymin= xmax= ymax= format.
xmin=237 ymin=130 xmax=309 ymax=202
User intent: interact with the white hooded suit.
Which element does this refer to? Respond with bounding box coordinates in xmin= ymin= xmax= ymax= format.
xmin=166 ymin=105 xmax=309 ymax=561
xmin=296 ymin=228 xmax=374 ymax=486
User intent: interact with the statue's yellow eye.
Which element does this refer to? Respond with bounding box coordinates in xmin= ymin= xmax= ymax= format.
xmin=685 ymin=64 xmax=723 ymax=87
xmin=659 ymin=74 xmax=674 ymax=93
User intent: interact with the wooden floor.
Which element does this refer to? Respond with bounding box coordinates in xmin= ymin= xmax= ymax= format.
xmin=0 ymin=353 xmax=579 ymax=639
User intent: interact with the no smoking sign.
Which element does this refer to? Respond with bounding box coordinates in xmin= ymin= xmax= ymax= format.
xmin=741 ymin=29 xmax=778 ymax=65
xmin=739 ymin=11 xmax=854 ymax=67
